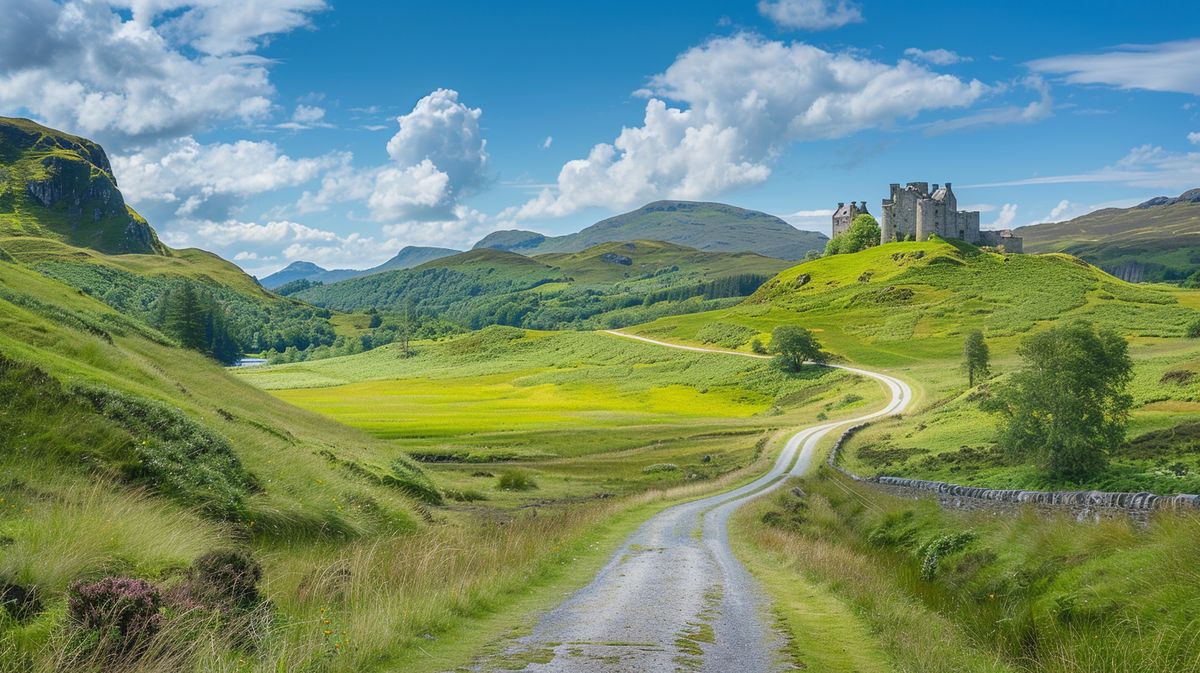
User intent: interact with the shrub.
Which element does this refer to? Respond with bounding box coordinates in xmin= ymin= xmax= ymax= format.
xmin=67 ymin=577 xmax=164 ymax=656
xmin=918 ymin=531 xmax=976 ymax=580
xmin=192 ymin=549 xmax=263 ymax=611
xmin=1188 ymin=319 xmax=1200 ymax=338
xmin=641 ymin=463 xmax=680 ymax=474
xmin=750 ymin=338 xmax=767 ymax=354
xmin=496 ymin=470 xmax=538 ymax=491
xmin=0 ymin=581 xmax=42 ymax=622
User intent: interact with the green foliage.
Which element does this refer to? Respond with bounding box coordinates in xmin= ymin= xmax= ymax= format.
xmin=750 ymin=337 xmax=767 ymax=354
xmin=1188 ymin=318 xmax=1200 ymax=338
xmin=695 ymin=322 xmax=757 ymax=348
xmin=917 ymin=531 xmax=975 ymax=580
xmin=985 ymin=321 xmax=1133 ymax=481
xmin=158 ymin=281 xmax=241 ymax=364
xmin=496 ymin=470 xmax=538 ymax=491
xmin=73 ymin=384 xmax=258 ymax=521
xmin=273 ymin=278 xmax=323 ymax=296
xmin=961 ymin=329 xmax=990 ymax=387
xmin=825 ymin=215 xmax=880 ymax=256
xmin=770 ymin=325 xmax=827 ymax=371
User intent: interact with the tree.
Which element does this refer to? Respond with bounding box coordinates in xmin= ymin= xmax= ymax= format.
xmin=844 ymin=214 xmax=881 ymax=253
xmin=825 ymin=214 xmax=881 ymax=256
xmin=162 ymin=281 xmax=206 ymax=352
xmin=769 ymin=325 xmax=827 ymax=372
xmin=983 ymin=320 xmax=1132 ymax=482
xmin=962 ymin=329 xmax=990 ymax=387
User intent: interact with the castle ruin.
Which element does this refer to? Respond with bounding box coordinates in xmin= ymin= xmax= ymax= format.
xmin=832 ymin=201 xmax=869 ymax=238
xmin=875 ymin=182 xmax=1022 ymax=252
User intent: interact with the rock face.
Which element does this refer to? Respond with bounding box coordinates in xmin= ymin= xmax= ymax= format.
xmin=0 ymin=117 xmax=166 ymax=255
xmin=1135 ymin=188 xmax=1200 ymax=209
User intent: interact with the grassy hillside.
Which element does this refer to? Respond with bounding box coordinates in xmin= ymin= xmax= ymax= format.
xmin=628 ymin=238 xmax=1200 ymax=493
xmin=474 ymin=200 xmax=827 ymax=260
xmin=293 ymin=241 xmax=791 ymax=330
xmin=1016 ymin=193 xmax=1200 ymax=282
xmin=0 ymin=117 xmax=165 ymax=255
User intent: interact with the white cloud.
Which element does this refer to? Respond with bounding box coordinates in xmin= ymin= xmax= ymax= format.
xmin=758 ymin=0 xmax=863 ymax=30
xmin=780 ymin=208 xmax=834 ymax=231
xmin=992 ymin=203 xmax=1018 ymax=229
xmin=1028 ymin=39 xmax=1200 ymax=95
xmin=1047 ymin=199 xmax=1072 ymax=220
xmin=111 ymin=136 xmax=341 ymax=216
xmin=959 ymin=203 xmax=996 ymax=213
xmin=924 ymin=75 xmax=1052 ymax=135
xmin=509 ymin=34 xmax=986 ymax=221
xmin=381 ymin=206 xmax=491 ymax=249
xmin=904 ymin=48 xmax=970 ymax=65
xmin=542 ymin=136 xmax=554 ymax=149
xmin=967 ymin=144 xmax=1200 ymax=192
xmin=0 ymin=1 xmax=324 ymax=146
xmin=292 ymin=88 xmax=488 ymax=229
xmin=1189 ymin=131 xmax=1200 ymax=145
xmin=190 ymin=219 xmax=339 ymax=246
xmin=277 ymin=103 xmax=331 ymax=130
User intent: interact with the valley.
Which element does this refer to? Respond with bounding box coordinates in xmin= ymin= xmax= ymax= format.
xmin=4 ymin=113 xmax=1200 ymax=673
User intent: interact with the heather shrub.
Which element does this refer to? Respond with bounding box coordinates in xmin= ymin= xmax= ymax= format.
xmin=67 ymin=577 xmax=164 ymax=656
xmin=192 ymin=549 xmax=263 ymax=611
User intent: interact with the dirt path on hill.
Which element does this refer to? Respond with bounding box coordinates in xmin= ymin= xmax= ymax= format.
xmin=470 ymin=331 xmax=913 ymax=672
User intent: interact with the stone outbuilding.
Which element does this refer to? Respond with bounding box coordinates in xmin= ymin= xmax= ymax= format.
xmin=831 ymin=201 xmax=869 ymax=237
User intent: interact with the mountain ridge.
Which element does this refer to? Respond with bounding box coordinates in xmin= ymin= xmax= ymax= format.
xmin=259 ymin=245 xmax=461 ymax=288
xmin=473 ymin=200 xmax=827 ymax=260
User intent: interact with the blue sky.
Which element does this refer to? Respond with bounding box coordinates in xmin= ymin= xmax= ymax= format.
xmin=3 ymin=0 xmax=1200 ymax=275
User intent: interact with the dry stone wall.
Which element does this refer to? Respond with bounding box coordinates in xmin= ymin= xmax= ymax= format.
xmin=826 ymin=424 xmax=1200 ymax=522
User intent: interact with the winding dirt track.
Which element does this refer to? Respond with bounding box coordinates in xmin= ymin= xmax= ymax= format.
xmin=477 ymin=331 xmax=913 ymax=672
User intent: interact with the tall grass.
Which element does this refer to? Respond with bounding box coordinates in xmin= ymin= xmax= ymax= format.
xmin=742 ymin=470 xmax=1200 ymax=673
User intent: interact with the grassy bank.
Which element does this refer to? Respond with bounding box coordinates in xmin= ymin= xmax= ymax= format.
xmin=736 ymin=469 xmax=1200 ymax=673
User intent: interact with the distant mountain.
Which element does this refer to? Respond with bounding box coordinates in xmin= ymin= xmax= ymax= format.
xmin=259 ymin=245 xmax=460 ymax=289
xmin=0 ymin=116 xmax=165 ymax=255
xmin=1016 ymin=189 xmax=1200 ymax=282
xmin=473 ymin=200 xmax=827 ymax=260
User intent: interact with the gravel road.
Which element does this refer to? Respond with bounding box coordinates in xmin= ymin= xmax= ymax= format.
xmin=473 ymin=331 xmax=913 ymax=672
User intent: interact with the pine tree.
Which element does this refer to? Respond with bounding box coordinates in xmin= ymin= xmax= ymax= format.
xmin=962 ymin=329 xmax=990 ymax=387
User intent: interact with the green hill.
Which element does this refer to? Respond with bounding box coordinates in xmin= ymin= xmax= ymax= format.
xmin=293 ymin=240 xmax=792 ymax=330
xmin=0 ymin=117 xmax=165 ymax=255
xmin=259 ymin=245 xmax=461 ymax=289
xmin=1015 ymin=191 xmax=1200 ymax=282
xmin=474 ymin=200 xmax=827 ymax=260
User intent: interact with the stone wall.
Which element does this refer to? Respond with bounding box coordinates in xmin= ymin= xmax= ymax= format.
xmin=825 ymin=424 xmax=1200 ymax=522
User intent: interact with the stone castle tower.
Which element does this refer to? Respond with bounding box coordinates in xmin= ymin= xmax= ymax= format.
xmin=831 ymin=201 xmax=869 ymax=237
xmin=879 ymin=181 xmax=1022 ymax=252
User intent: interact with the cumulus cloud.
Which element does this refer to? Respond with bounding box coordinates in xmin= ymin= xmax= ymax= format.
xmin=992 ymin=203 xmax=1018 ymax=229
xmin=1189 ymin=131 xmax=1200 ymax=145
xmin=294 ymin=88 xmax=488 ymax=225
xmin=967 ymin=144 xmax=1200 ymax=192
xmin=508 ymin=34 xmax=986 ymax=221
xmin=1047 ymin=199 xmax=1072 ymax=220
xmin=904 ymin=48 xmax=971 ymax=65
xmin=758 ymin=0 xmax=863 ymax=30
xmin=111 ymin=137 xmax=341 ymax=217
xmin=277 ymin=103 xmax=331 ymax=130
xmin=0 ymin=1 xmax=325 ymax=146
xmin=1028 ymin=39 xmax=1200 ymax=95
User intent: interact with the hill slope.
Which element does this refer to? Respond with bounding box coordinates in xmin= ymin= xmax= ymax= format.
xmin=0 ymin=116 xmax=165 ymax=255
xmin=1016 ymin=190 xmax=1200 ymax=282
xmin=293 ymin=241 xmax=791 ymax=330
xmin=259 ymin=245 xmax=460 ymax=289
xmin=474 ymin=200 xmax=827 ymax=260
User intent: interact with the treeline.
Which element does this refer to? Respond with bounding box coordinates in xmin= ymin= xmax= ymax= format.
xmin=36 ymin=261 xmax=337 ymax=359
xmin=154 ymin=282 xmax=241 ymax=363
xmin=642 ymin=273 xmax=769 ymax=305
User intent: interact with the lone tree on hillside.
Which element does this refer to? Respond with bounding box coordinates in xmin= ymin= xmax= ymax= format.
xmin=769 ymin=325 xmax=827 ymax=372
xmin=983 ymin=320 xmax=1132 ymax=482
xmin=826 ymin=214 xmax=881 ymax=256
xmin=962 ymin=330 xmax=991 ymax=386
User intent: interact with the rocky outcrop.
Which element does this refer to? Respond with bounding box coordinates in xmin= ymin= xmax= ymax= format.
xmin=0 ymin=116 xmax=166 ymax=255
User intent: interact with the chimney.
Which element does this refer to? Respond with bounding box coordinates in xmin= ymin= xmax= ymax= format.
xmin=945 ymin=182 xmax=952 ymax=190
xmin=933 ymin=183 xmax=939 ymax=191
xmin=837 ymin=202 xmax=844 ymax=208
